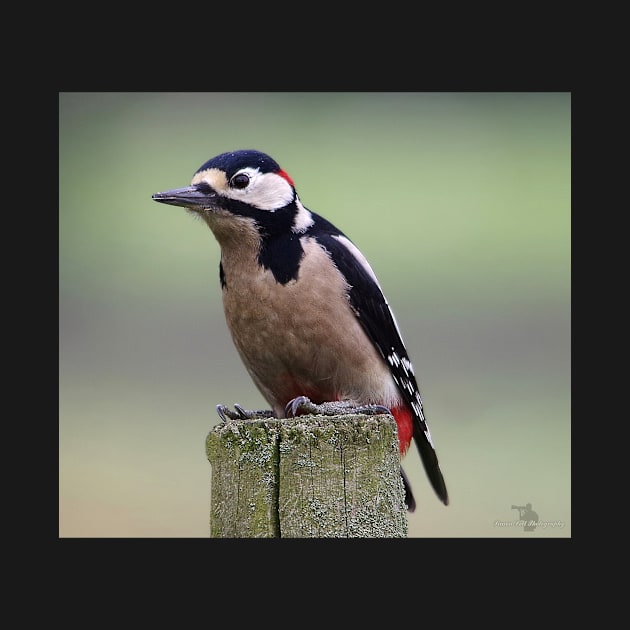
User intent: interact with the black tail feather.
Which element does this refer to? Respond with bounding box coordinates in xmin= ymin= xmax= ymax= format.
xmin=414 ymin=431 xmax=449 ymax=506
xmin=400 ymin=467 xmax=417 ymax=512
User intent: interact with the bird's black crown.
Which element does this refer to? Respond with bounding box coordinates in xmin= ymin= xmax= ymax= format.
xmin=195 ymin=150 xmax=282 ymax=179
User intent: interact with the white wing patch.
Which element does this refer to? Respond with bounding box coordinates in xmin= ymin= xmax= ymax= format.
xmin=333 ymin=234 xmax=408 ymax=344
xmin=333 ymin=232 xmax=434 ymax=447
xmin=331 ymin=234 xmax=382 ymax=287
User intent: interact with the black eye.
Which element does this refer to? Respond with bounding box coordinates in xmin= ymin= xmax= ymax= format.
xmin=231 ymin=173 xmax=250 ymax=189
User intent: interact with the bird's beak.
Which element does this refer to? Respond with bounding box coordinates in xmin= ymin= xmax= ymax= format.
xmin=152 ymin=185 xmax=215 ymax=209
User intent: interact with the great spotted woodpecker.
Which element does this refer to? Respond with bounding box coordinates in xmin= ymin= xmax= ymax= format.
xmin=152 ymin=149 xmax=448 ymax=509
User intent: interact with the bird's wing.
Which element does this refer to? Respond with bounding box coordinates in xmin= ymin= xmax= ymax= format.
xmin=312 ymin=221 xmax=448 ymax=505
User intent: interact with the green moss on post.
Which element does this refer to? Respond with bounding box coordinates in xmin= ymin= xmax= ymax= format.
xmin=206 ymin=414 xmax=408 ymax=538
xmin=206 ymin=420 xmax=281 ymax=538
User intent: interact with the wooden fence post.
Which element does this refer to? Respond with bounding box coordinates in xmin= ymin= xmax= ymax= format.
xmin=206 ymin=414 xmax=408 ymax=538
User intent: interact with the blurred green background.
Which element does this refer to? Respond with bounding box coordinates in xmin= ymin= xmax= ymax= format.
xmin=59 ymin=92 xmax=570 ymax=537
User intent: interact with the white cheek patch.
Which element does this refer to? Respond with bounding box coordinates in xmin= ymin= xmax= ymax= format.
xmin=191 ymin=168 xmax=294 ymax=211
xmin=233 ymin=170 xmax=294 ymax=210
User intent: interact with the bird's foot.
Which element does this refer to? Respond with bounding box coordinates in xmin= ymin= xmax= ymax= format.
xmin=285 ymin=396 xmax=391 ymax=418
xmin=216 ymin=404 xmax=275 ymax=422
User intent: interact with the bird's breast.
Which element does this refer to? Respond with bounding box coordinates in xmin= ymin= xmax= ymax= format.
xmin=218 ymin=236 xmax=398 ymax=415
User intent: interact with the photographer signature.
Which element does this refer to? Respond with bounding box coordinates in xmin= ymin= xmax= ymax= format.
xmin=511 ymin=503 xmax=539 ymax=531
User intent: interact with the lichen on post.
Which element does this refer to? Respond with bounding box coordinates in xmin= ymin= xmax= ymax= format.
xmin=206 ymin=414 xmax=408 ymax=538
xmin=206 ymin=419 xmax=281 ymax=538
xmin=277 ymin=415 xmax=407 ymax=537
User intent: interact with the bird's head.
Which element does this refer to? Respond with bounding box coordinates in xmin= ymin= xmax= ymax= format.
xmin=152 ymin=150 xmax=316 ymax=239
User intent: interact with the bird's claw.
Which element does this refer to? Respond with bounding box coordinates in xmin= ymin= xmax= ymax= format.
xmin=366 ymin=404 xmax=391 ymax=415
xmin=216 ymin=404 xmax=274 ymax=422
xmin=216 ymin=405 xmax=231 ymax=422
xmin=285 ymin=396 xmax=391 ymax=418
xmin=285 ymin=396 xmax=314 ymax=417
xmin=233 ymin=404 xmax=250 ymax=418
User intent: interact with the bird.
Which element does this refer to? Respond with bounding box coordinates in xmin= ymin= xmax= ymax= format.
xmin=152 ymin=149 xmax=448 ymax=510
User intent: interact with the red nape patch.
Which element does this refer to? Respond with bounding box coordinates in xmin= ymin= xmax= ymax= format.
xmin=277 ymin=169 xmax=294 ymax=187
xmin=391 ymin=406 xmax=413 ymax=454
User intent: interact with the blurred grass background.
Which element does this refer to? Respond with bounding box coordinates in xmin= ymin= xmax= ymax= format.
xmin=59 ymin=92 xmax=570 ymax=537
